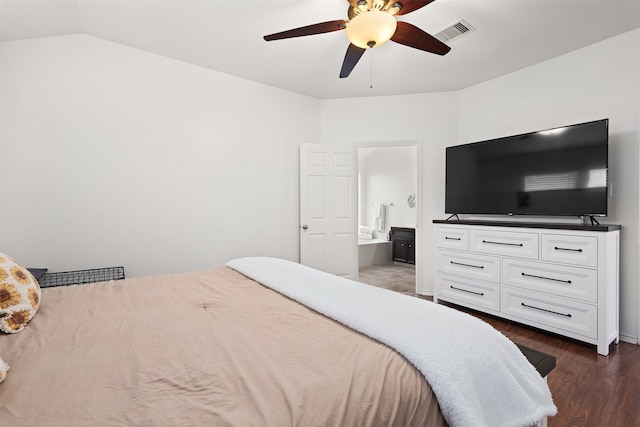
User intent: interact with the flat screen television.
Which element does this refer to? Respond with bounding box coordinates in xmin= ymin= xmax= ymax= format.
xmin=445 ymin=119 xmax=609 ymax=217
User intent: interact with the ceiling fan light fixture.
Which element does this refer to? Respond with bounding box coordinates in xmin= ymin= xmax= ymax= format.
xmin=372 ymin=0 xmax=387 ymax=10
xmin=263 ymin=0 xmax=448 ymax=79
xmin=386 ymin=2 xmax=402 ymax=15
xmin=346 ymin=9 xmax=397 ymax=49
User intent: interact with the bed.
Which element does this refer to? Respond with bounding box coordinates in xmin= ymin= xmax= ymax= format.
xmin=0 ymin=256 xmax=556 ymax=427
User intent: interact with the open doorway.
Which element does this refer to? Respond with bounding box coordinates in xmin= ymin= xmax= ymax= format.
xmin=356 ymin=141 xmax=421 ymax=296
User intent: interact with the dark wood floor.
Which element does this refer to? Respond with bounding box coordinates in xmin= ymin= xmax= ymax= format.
xmin=358 ymin=264 xmax=640 ymax=427
xmin=438 ymin=301 xmax=640 ymax=427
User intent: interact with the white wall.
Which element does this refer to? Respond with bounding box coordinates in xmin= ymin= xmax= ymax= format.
xmin=358 ymin=146 xmax=417 ymax=238
xmin=321 ymin=29 xmax=640 ymax=342
xmin=0 ymin=34 xmax=320 ymax=277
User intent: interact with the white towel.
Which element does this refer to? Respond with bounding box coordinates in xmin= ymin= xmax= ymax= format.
xmin=373 ymin=203 xmax=386 ymax=232
xmin=358 ymin=233 xmax=373 ymax=240
xmin=359 ymin=226 xmax=374 ymax=234
xmin=227 ymin=257 xmax=557 ymax=427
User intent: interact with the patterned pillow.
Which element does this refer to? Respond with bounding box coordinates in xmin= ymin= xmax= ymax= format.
xmin=0 ymin=356 xmax=8 ymax=384
xmin=0 ymin=253 xmax=41 ymax=334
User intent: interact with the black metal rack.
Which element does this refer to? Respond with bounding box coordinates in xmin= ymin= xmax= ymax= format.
xmin=38 ymin=266 xmax=125 ymax=288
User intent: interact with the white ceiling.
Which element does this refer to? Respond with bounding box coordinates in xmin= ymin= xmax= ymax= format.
xmin=2 ymin=0 xmax=640 ymax=99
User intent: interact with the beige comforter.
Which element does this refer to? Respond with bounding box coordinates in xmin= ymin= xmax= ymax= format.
xmin=0 ymin=267 xmax=446 ymax=426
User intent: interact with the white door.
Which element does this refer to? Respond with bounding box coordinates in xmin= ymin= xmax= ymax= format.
xmin=300 ymin=143 xmax=358 ymax=279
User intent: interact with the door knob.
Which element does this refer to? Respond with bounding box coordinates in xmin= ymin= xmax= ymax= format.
xmin=302 ymin=224 xmax=308 ymax=230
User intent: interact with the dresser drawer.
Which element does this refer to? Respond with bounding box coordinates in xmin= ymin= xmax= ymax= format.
xmin=469 ymin=229 xmax=539 ymax=259
xmin=503 ymin=258 xmax=597 ymax=303
xmin=436 ymin=227 xmax=469 ymax=250
xmin=502 ymin=287 xmax=597 ymax=339
xmin=437 ymin=274 xmax=500 ymax=313
xmin=541 ymin=234 xmax=598 ymax=267
xmin=437 ymin=251 xmax=500 ymax=283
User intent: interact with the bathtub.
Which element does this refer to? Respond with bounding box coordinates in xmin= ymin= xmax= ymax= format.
xmin=358 ymin=238 xmax=392 ymax=267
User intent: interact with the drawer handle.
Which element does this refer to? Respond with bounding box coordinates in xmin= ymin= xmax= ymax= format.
xmin=450 ymin=285 xmax=484 ymax=296
xmin=450 ymin=261 xmax=484 ymax=269
xmin=445 ymin=237 xmax=461 ymax=241
xmin=483 ymin=240 xmax=523 ymax=247
xmin=521 ymin=302 xmax=572 ymax=318
xmin=554 ymin=246 xmax=583 ymax=253
xmin=521 ymin=272 xmax=571 ymax=284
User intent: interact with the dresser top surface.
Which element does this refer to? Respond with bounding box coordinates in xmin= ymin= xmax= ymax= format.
xmin=433 ymin=219 xmax=620 ymax=232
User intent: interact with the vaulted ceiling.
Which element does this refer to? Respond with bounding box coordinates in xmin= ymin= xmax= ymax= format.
xmin=2 ymin=0 xmax=639 ymax=99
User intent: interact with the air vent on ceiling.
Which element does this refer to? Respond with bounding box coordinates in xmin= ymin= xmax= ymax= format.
xmin=434 ymin=19 xmax=475 ymax=43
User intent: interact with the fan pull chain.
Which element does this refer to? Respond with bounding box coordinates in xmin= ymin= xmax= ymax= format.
xmin=369 ymin=49 xmax=374 ymax=89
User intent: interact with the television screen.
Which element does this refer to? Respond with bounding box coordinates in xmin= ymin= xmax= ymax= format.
xmin=445 ymin=119 xmax=609 ymax=217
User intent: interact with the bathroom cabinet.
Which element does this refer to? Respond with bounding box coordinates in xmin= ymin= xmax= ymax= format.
xmin=390 ymin=227 xmax=415 ymax=265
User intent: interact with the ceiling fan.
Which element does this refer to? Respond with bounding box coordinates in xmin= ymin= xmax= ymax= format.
xmin=263 ymin=0 xmax=451 ymax=78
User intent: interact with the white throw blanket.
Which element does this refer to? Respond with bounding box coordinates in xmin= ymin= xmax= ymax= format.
xmin=226 ymin=257 xmax=557 ymax=427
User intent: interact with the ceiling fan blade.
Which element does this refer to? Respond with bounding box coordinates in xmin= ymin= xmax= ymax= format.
xmin=264 ymin=20 xmax=347 ymax=41
xmin=394 ymin=0 xmax=436 ymax=16
xmin=340 ymin=44 xmax=367 ymax=78
xmin=391 ymin=21 xmax=451 ymax=55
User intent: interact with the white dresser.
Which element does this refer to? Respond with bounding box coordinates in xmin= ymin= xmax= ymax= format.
xmin=433 ymin=220 xmax=620 ymax=356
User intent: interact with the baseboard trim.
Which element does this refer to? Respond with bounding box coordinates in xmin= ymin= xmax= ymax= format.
xmin=619 ymin=334 xmax=638 ymax=345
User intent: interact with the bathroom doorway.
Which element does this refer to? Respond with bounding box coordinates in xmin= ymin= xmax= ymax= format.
xmin=356 ymin=141 xmax=421 ymax=295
